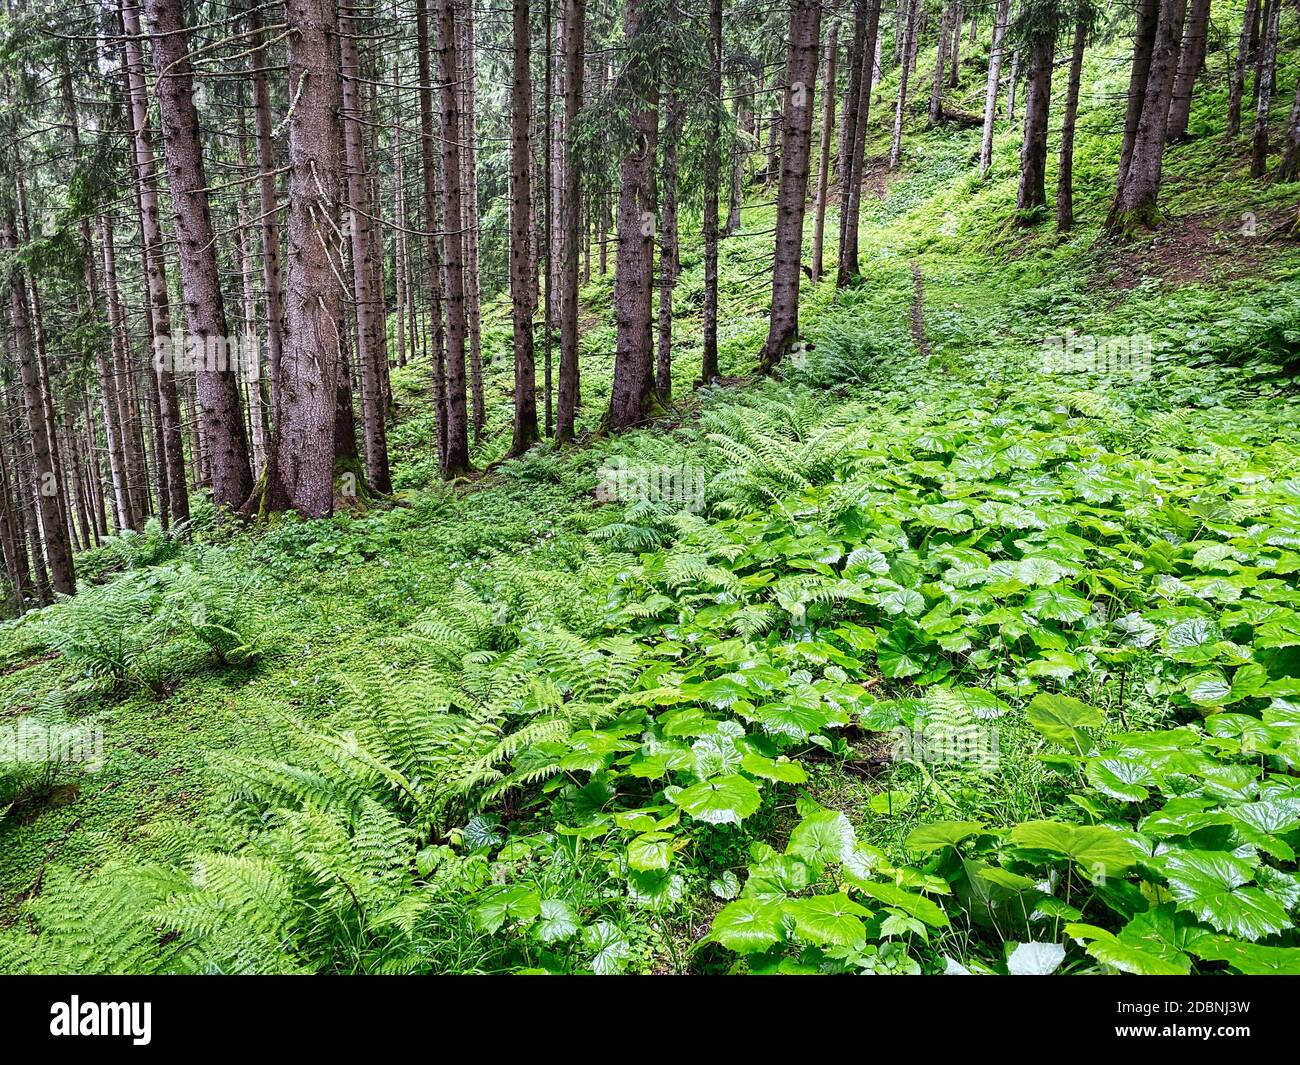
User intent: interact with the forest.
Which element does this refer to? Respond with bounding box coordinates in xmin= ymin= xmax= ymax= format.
xmin=0 ymin=0 xmax=1298 ymax=983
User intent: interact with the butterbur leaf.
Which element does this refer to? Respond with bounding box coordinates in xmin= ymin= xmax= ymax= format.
xmin=474 ymin=885 xmax=541 ymax=933
xmin=1190 ymin=937 xmax=1300 ymax=974
xmin=1064 ymin=924 xmax=1188 ymax=975
xmin=1006 ymin=941 xmax=1066 ymax=975
xmin=783 ymin=893 xmax=871 ymax=948
xmin=1086 ymin=756 xmax=1156 ymax=802
xmin=533 ymin=899 xmax=579 ymax=944
xmin=787 ymin=810 xmax=855 ymax=865
xmin=626 ymin=831 xmax=674 ymax=872
xmin=905 ymin=820 xmax=986 ymax=853
xmin=709 ymin=870 xmax=741 ymax=899
xmin=1009 ymin=820 xmax=1137 ymax=876
xmin=740 ymin=751 xmax=807 ymax=783
xmin=1025 ymin=588 xmax=1089 ymax=623
xmin=583 ymin=920 xmax=632 ymax=975
xmin=669 ymin=773 xmax=762 ymax=824
xmin=853 ymin=880 xmax=949 ymax=928
xmin=1025 ymin=693 xmax=1103 ymax=751
xmin=711 ymin=898 xmax=786 ymax=953
xmin=1160 ymin=850 xmax=1291 ymax=941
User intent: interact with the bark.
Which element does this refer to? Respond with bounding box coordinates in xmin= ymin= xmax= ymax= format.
xmin=1007 ymin=47 xmax=1020 ymax=121
xmin=340 ymin=23 xmax=393 ymax=492
xmin=1227 ymin=0 xmax=1260 ymax=137
xmin=929 ymin=3 xmax=953 ymax=128
xmin=949 ymin=2 xmax=963 ymax=88
xmin=144 ymin=0 xmax=253 ymax=513
xmin=435 ymin=0 xmax=471 ymax=475
xmin=1056 ymin=15 xmax=1088 ymax=232
xmin=1118 ymin=0 xmax=1160 ymax=185
xmin=2 ymin=213 xmax=75 ymax=595
xmin=1249 ymin=0 xmax=1281 ymax=178
xmin=656 ymin=91 xmax=684 ymax=400
xmin=461 ymin=0 xmax=486 ymax=442
xmin=1279 ymin=72 xmax=1300 ymax=181
xmin=1107 ymin=0 xmax=1188 ymax=233
xmin=556 ymin=0 xmax=586 ymax=442
xmin=979 ymin=0 xmax=1011 ymax=178
xmin=700 ymin=0 xmax=722 ymax=385
xmin=415 ymin=0 xmax=449 ymax=467
xmin=265 ymin=0 xmax=346 ymax=517
xmin=392 ymin=62 xmax=408 ymax=370
xmin=249 ymin=4 xmax=286 ymax=422
xmin=838 ymin=0 xmax=882 ymax=286
xmin=1016 ymin=25 xmax=1057 ymax=213
xmin=758 ymin=0 xmax=822 ymax=372
xmin=607 ymin=0 xmax=659 ymax=429
xmin=120 ymin=0 xmax=188 ymax=526
xmin=509 ymin=0 xmax=539 ymax=454
xmin=840 ymin=0 xmax=868 ymax=195
xmin=810 ymin=21 xmax=838 ymax=282
xmin=1166 ymin=0 xmax=1211 ymax=142
xmin=890 ymin=0 xmax=920 ymax=169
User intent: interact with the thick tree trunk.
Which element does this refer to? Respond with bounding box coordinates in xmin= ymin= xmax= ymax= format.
xmin=509 ymin=0 xmax=539 ymax=454
xmin=1056 ymin=16 xmax=1088 ymax=232
xmin=415 ymin=0 xmax=449 ymax=468
xmin=1016 ymin=26 xmax=1057 ymax=214
xmin=340 ymin=23 xmax=393 ymax=492
xmin=460 ymin=0 xmax=486 ymax=442
xmin=556 ymin=0 xmax=586 ymax=442
xmin=700 ymin=0 xmax=723 ymax=385
xmin=1119 ymin=0 xmax=1160 ymax=185
xmin=979 ymin=0 xmax=1011 ymax=178
xmin=949 ymin=2 xmax=963 ymax=88
xmin=1227 ymin=0 xmax=1260 ymax=137
xmin=1250 ymin=0 xmax=1281 ymax=178
xmin=392 ymin=65 xmax=408 ymax=370
xmin=2 ymin=213 xmax=75 ymax=595
xmin=656 ymin=91 xmax=684 ymax=399
xmin=435 ymin=0 xmax=471 ymax=475
xmin=758 ymin=0 xmax=822 ymax=372
xmin=264 ymin=0 xmax=346 ymax=517
xmin=120 ymin=0 xmax=188 ymax=527
xmin=838 ymin=0 xmax=882 ymax=287
xmin=1166 ymin=0 xmax=1211 ymax=142
xmin=607 ymin=0 xmax=659 ymax=430
xmin=1108 ymin=0 xmax=1188 ymax=234
xmin=144 ymin=0 xmax=253 ymax=513
xmin=810 ymin=22 xmax=838 ymax=283
xmin=249 ymin=4 xmax=286 ymax=422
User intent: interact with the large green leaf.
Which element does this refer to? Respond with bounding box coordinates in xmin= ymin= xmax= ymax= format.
xmin=711 ymin=898 xmax=786 ymax=953
xmin=1009 ymin=820 xmax=1137 ymax=876
xmin=1025 ymin=693 xmax=1104 ymax=751
xmin=669 ymin=774 xmax=762 ymax=825
xmin=1160 ymin=850 xmax=1291 ymax=941
xmin=782 ymin=893 xmax=871 ymax=948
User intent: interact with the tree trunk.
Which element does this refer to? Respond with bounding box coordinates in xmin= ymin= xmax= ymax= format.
xmin=810 ymin=21 xmax=838 ymax=283
xmin=979 ymin=0 xmax=1011 ymax=178
xmin=509 ymin=0 xmax=539 ymax=454
xmin=120 ymin=0 xmax=188 ymax=527
xmin=1118 ymin=0 xmax=1160 ymax=185
xmin=435 ymin=0 xmax=472 ymax=475
xmin=929 ymin=3 xmax=953 ymax=128
xmin=700 ymin=0 xmax=723 ymax=385
xmin=461 ymin=0 xmax=486 ymax=442
xmin=890 ymin=0 xmax=919 ymax=169
xmin=340 ymin=23 xmax=393 ymax=493
xmin=264 ymin=0 xmax=346 ymax=517
xmin=144 ymin=0 xmax=253 ymax=513
xmin=1056 ymin=16 xmax=1088 ymax=232
xmin=1278 ymin=72 xmax=1300 ymax=181
xmin=656 ymin=91 xmax=684 ymax=400
xmin=1 ymin=212 xmax=75 ymax=595
xmin=948 ymin=2 xmax=963 ymax=88
xmin=1107 ymin=0 xmax=1188 ymax=234
xmin=1016 ymin=25 xmax=1057 ymax=214
xmin=1250 ymin=0 xmax=1281 ymax=178
xmin=838 ymin=0 xmax=882 ymax=286
xmin=607 ymin=0 xmax=659 ymax=429
xmin=1227 ymin=0 xmax=1260 ymax=138
xmin=415 ymin=0 xmax=449 ymax=468
xmin=556 ymin=0 xmax=586 ymax=442
xmin=1007 ymin=47 xmax=1020 ymax=121
xmin=1166 ymin=0 xmax=1211 ymax=142
xmin=758 ymin=0 xmax=822 ymax=372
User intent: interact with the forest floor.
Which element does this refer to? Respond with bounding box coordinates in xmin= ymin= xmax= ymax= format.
xmin=2 ymin=32 xmax=1299 ymax=974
